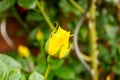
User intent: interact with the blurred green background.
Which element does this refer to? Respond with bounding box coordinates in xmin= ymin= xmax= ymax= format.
xmin=0 ymin=0 xmax=120 ymax=80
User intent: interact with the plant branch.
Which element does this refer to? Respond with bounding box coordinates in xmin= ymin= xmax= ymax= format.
xmin=36 ymin=0 xmax=54 ymax=30
xmin=88 ymin=0 xmax=98 ymax=80
xmin=73 ymin=8 xmax=93 ymax=77
xmin=81 ymin=53 xmax=91 ymax=62
xmin=69 ymin=0 xmax=84 ymax=13
xmin=0 ymin=19 xmax=15 ymax=50
xmin=44 ymin=65 xmax=51 ymax=80
xmin=26 ymin=58 xmax=32 ymax=73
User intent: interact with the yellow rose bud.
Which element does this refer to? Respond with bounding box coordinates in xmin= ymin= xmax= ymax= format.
xmin=45 ymin=27 xmax=71 ymax=58
xmin=36 ymin=31 xmax=43 ymax=41
xmin=18 ymin=45 xmax=30 ymax=58
xmin=106 ymin=75 xmax=110 ymax=80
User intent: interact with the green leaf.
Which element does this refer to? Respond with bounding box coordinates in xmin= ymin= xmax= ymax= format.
xmin=29 ymin=29 xmax=37 ymax=39
xmin=105 ymin=25 xmax=118 ymax=39
xmin=59 ymin=0 xmax=81 ymax=16
xmin=7 ymin=69 xmax=26 ymax=80
xmin=35 ymin=64 xmax=47 ymax=75
xmin=98 ymin=45 xmax=112 ymax=64
xmin=55 ymin=66 xmax=75 ymax=79
xmin=0 ymin=54 xmax=21 ymax=70
xmin=68 ymin=57 xmax=86 ymax=74
xmin=0 ymin=60 xmax=8 ymax=80
xmin=0 ymin=0 xmax=15 ymax=12
xmin=59 ymin=0 xmax=71 ymax=16
xmin=78 ymin=26 xmax=88 ymax=42
xmin=17 ymin=0 xmax=36 ymax=9
xmin=118 ymin=45 xmax=120 ymax=54
xmin=26 ymin=11 xmax=43 ymax=21
xmin=113 ymin=51 xmax=120 ymax=75
xmin=28 ymin=28 xmax=42 ymax=46
xmin=29 ymin=71 xmax=43 ymax=80
xmin=113 ymin=65 xmax=120 ymax=75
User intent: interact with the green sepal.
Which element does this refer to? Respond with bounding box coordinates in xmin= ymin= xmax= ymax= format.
xmin=47 ymin=56 xmax=64 ymax=70
xmin=0 ymin=0 xmax=15 ymax=12
xmin=45 ymin=39 xmax=49 ymax=54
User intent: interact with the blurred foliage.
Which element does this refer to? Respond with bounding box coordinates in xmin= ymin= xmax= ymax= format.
xmin=0 ymin=0 xmax=120 ymax=80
